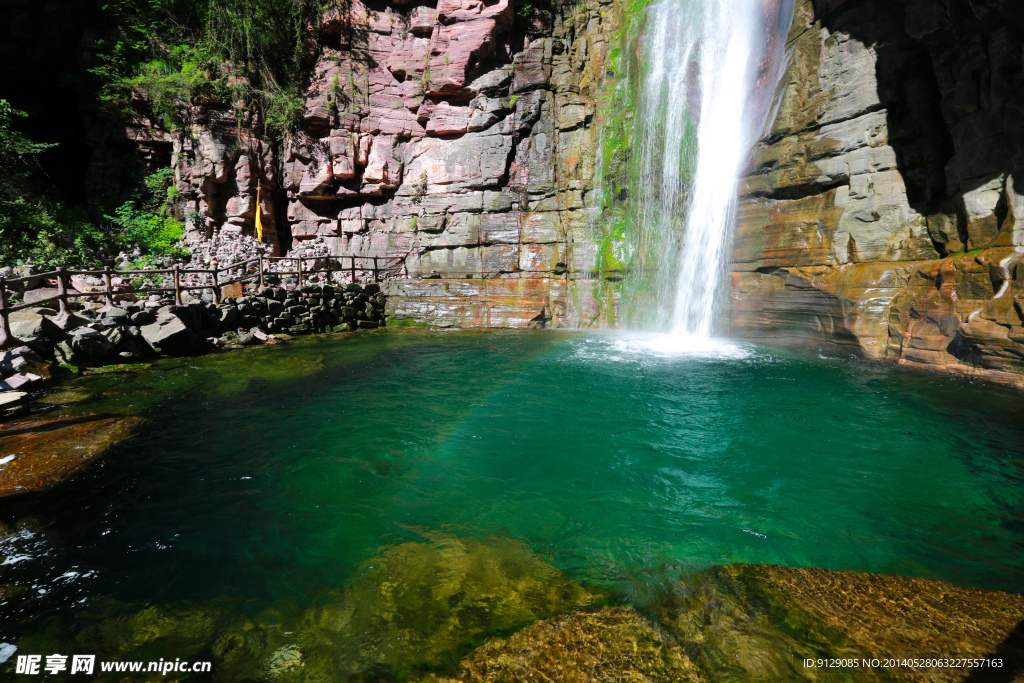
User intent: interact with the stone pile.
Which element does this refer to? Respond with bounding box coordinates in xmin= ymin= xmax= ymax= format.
xmin=112 ymin=233 xmax=274 ymax=291
xmin=0 ymin=283 xmax=387 ymax=411
xmin=286 ymin=235 xmax=330 ymax=260
xmin=268 ymin=236 xmax=357 ymax=286
xmin=182 ymin=232 xmax=271 ymax=269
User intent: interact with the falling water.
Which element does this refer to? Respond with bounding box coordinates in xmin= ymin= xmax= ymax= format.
xmin=632 ymin=0 xmax=794 ymax=340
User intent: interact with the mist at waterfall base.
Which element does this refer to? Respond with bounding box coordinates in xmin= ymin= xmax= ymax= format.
xmin=2 ymin=332 xmax=1023 ymax=650
xmin=619 ymin=0 xmax=794 ymax=348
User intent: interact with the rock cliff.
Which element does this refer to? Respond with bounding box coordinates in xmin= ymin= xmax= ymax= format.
xmin=731 ymin=0 xmax=1024 ymax=386
xmin=103 ymin=0 xmax=1024 ymax=384
xmin=113 ymin=0 xmax=619 ymax=330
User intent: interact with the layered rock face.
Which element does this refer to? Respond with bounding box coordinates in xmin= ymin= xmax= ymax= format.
xmin=130 ymin=0 xmax=617 ymax=330
xmin=732 ymin=0 xmax=1024 ymax=385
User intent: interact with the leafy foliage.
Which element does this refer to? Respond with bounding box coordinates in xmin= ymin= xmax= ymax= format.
xmin=106 ymin=167 xmax=189 ymax=260
xmin=94 ymin=0 xmax=328 ymax=138
xmin=0 ymin=100 xmax=56 ymax=237
xmin=0 ymin=100 xmax=188 ymax=268
xmin=0 ymin=100 xmax=105 ymax=268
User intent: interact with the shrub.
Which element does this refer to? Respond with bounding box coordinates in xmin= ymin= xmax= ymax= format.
xmin=106 ymin=168 xmax=190 ymax=259
xmin=94 ymin=0 xmax=331 ymax=139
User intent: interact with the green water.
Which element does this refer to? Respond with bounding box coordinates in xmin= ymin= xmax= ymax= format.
xmin=2 ymin=330 xmax=1023 ymax=676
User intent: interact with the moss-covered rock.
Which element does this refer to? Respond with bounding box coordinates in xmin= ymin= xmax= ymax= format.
xmin=653 ymin=564 xmax=1024 ymax=682
xmin=3 ymin=537 xmax=605 ymax=682
xmin=291 ymin=537 xmax=607 ymax=680
xmin=414 ymin=607 xmax=703 ymax=683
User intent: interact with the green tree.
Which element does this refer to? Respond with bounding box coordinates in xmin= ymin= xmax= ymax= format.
xmin=106 ymin=167 xmax=188 ymax=260
xmin=94 ymin=0 xmax=326 ymax=138
xmin=0 ymin=100 xmax=103 ymax=268
xmin=0 ymin=101 xmax=188 ymax=268
xmin=0 ymin=100 xmax=57 ymax=242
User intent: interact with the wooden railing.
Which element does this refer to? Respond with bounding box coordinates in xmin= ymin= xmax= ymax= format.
xmin=0 ymin=254 xmax=401 ymax=348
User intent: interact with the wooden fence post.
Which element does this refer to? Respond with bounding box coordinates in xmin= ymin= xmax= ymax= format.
xmin=325 ymin=255 xmax=333 ymax=286
xmin=173 ymin=265 xmax=182 ymax=305
xmin=211 ymin=259 xmax=221 ymax=304
xmin=296 ymin=257 xmax=303 ymax=288
xmin=55 ymin=266 xmax=68 ymax=315
xmin=0 ymin=277 xmax=13 ymax=349
xmin=258 ymin=255 xmax=265 ymax=289
xmin=372 ymin=256 xmax=378 ymax=282
xmin=350 ymin=256 xmax=356 ymax=284
xmin=103 ymin=266 xmax=114 ymax=307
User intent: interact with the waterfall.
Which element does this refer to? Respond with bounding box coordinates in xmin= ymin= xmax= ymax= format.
xmin=631 ymin=0 xmax=794 ymax=340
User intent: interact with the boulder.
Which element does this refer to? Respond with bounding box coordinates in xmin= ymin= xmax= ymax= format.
xmin=130 ymin=310 xmax=156 ymax=326
xmin=100 ymin=306 xmax=130 ymax=320
xmin=52 ymin=311 xmax=90 ymax=331
xmin=100 ymin=327 xmax=125 ymax=348
xmin=0 ymin=373 xmax=45 ymax=391
xmin=9 ymin=306 xmax=57 ymax=322
xmin=235 ymin=331 xmax=258 ymax=346
xmin=21 ymin=288 xmax=70 ymax=305
xmin=10 ymin=315 xmax=64 ymax=355
xmin=53 ymin=340 xmax=78 ymax=366
xmin=69 ymin=328 xmax=112 ymax=366
xmin=0 ymin=391 xmax=27 ymax=412
xmin=0 ymin=346 xmax=54 ymax=380
xmin=218 ymin=306 xmax=241 ymax=327
xmin=164 ymin=302 xmax=206 ymax=330
xmin=13 ymin=265 xmax=42 ymax=289
xmin=140 ymin=314 xmax=200 ymax=355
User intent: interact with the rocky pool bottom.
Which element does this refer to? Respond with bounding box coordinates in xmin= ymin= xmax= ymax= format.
xmin=1 ymin=330 xmax=1023 ymax=681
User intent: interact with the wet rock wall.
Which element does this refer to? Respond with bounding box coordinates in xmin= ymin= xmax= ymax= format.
xmin=731 ymin=0 xmax=1024 ymax=386
xmin=112 ymin=0 xmax=621 ymax=330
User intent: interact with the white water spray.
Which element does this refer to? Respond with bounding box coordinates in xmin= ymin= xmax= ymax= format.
xmin=633 ymin=0 xmax=794 ymax=342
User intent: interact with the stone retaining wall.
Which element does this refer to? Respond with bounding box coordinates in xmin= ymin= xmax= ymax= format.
xmin=0 ymin=283 xmax=386 ymax=414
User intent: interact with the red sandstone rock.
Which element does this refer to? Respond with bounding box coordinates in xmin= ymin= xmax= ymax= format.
xmin=437 ymin=0 xmax=513 ymax=29
xmin=363 ymin=135 xmax=402 ymax=188
xmin=426 ymin=101 xmax=473 ymax=135
xmin=512 ymin=39 xmax=549 ymax=93
xmin=427 ymin=18 xmax=507 ymax=97
xmin=330 ymin=132 xmax=357 ymax=180
xmin=102 ymin=0 xmax=613 ymax=331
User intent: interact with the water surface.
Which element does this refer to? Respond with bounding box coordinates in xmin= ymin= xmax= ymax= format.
xmin=2 ymin=330 xmax=1023 ymax=662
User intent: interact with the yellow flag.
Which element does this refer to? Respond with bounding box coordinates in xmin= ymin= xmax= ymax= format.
xmin=255 ymin=180 xmax=264 ymax=242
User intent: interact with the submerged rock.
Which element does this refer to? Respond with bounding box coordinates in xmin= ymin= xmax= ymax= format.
xmin=652 ymin=564 xmax=1024 ymax=682
xmin=5 ymin=537 xmax=605 ymax=682
xmin=0 ymin=414 xmax=144 ymax=498
xmin=7 ymin=558 xmax=1024 ymax=682
xmin=416 ymin=607 xmax=704 ymax=683
xmin=294 ymin=537 xmax=607 ymax=678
